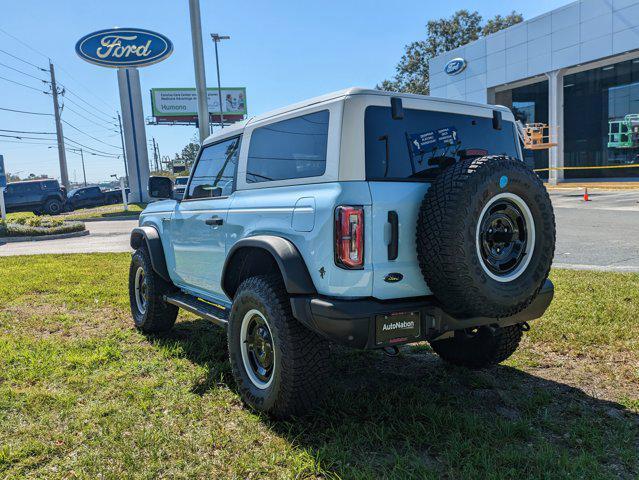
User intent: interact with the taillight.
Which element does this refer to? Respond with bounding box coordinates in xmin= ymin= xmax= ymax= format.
xmin=335 ymin=206 xmax=364 ymax=269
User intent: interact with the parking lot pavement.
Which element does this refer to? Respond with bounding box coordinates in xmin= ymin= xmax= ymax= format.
xmin=551 ymin=189 xmax=639 ymax=272
xmin=0 ymin=219 xmax=137 ymax=256
xmin=0 ymin=191 xmax=638 ymax=272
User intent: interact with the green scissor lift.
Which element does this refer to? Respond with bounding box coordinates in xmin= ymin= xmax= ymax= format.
xmin=608 ymin=114 xmax=639 ymax=148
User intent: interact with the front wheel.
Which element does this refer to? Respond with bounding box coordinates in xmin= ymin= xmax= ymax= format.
xmin=429 ymin=324 xmax=523 ymax=368
xmin=227 ymin=275 xmax=329 ymax=418
xmin=128 ymin=247 xmax=178 ymax=333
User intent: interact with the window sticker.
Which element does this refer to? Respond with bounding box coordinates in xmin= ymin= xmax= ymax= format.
xmin=409 ymin=127 xmax=459 ymax=156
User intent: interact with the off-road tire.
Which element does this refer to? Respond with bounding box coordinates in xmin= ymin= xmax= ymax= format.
xmin=228 ymin=274 xmax=329 ymax=418
xmin=417 ymin=155 xmax=555 ymax=318
xmin=429 ymin=325 xmax=522 ymax=368
xmin=128 ymin=247 xmax=178 ymax=333
xmin=44 ymin=198 xmax=63 ymax=216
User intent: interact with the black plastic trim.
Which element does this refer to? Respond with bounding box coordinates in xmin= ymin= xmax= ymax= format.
xmin=221 ymin=236 xmax=317 ymax=299
xmin=130 ymin=226 xmax=171 ymax=282
xmin=290 ymin=279 xmax=554 ymax=350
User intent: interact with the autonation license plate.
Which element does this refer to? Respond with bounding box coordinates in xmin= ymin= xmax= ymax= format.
xmin=375 ymin=311 xmax=421 ymax=345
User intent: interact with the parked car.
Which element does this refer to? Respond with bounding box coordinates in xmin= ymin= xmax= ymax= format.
xmin=129 ymin=88 xmax=556 ymax=418
xmin=66 ymin=186 xmax=128 ymax=210
xmin=173 ymin=176 xmax=189 ymax=200
xmin=3 ymin=179 xmax=66 ymax=215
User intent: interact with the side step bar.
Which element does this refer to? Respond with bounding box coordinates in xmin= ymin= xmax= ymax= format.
xmin=163 ymin=292 xmax=229 ymax=328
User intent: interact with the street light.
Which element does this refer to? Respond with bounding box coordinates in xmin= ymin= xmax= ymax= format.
xmin=210 ymin=33 xmax=230 ymax=129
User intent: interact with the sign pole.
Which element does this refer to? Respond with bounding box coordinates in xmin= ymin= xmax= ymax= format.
xmin=120 ymin=176 xmax=128 ymax=212
xmin=117 ymin=68 xmax=150 ymax=203
xmin=188 ymin=0 xmax=210 ymax=143
xmin=0 ymin=155 xmax=6 ymax=221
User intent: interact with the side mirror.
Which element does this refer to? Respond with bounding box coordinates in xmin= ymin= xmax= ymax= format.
xmin=192 ymin=184 xmax=222 ymax=199
xmin=148 ymin=176 xmax=174 ymax=199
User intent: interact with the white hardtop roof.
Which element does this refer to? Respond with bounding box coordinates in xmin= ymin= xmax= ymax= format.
xmin=202 ymin=87 xmax=510 ymax=146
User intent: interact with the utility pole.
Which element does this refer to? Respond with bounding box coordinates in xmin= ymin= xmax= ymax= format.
xmin=211 ymin=34 xmax=230 ymax=129
xmin=189 ymin=0 xmax=210 ymax=143
xmin=49 ymin=61 xmax=69 ymax=189
xmin=79 ymin=148 xmax=86 ymax=187
xmin=151 ymin=137 xmax=160 ymax=171
xmin=117 ymin=112 xmax=129 ymax=186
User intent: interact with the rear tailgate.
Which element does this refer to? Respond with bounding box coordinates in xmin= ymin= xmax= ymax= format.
xmin=368 ymin=181 xmax=432 ymax=300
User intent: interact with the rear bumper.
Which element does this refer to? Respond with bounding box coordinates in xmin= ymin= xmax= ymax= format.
xmin=290 ymin=279 xmax=554 ymax=350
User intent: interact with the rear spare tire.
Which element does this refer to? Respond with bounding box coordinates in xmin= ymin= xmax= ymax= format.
xmin=416 ymin=156 xmax=555 ymax=318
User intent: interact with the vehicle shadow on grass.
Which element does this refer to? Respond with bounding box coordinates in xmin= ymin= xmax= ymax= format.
xmin=151 ymin=318 xmax=639 ymax=479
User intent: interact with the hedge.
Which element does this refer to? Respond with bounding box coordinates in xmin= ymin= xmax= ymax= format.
xmin=0 ymin=217 xmax=86 ymax=237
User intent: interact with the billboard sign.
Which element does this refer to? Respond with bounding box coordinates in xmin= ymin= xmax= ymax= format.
xmin=76 ymin=28 xmax=173 ymax=68
xmin=151 ymin=88 xmax=247 ymax=118
xmin=0 ymin=155 xmax=6 ymax=188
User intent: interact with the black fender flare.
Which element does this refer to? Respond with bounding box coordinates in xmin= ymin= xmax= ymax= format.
xmin=130 ymin=226 xmax=171 ymax=282
xmin=221 ymin=236 xmax=316 ymax=299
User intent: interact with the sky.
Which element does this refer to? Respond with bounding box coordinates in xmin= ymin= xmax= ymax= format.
xmin=0 ymin=0 xmax=569 ymax=184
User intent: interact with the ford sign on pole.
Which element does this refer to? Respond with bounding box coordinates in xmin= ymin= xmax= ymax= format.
xmin=75 ymin=28 xmax=173 ymax=68
xmin=75 ymin=28 xmax=173 ymax=203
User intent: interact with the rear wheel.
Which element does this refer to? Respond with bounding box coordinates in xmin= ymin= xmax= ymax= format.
xmin=429 ymin=325 xmax=523 ymax=368
xmin=227 ymin=274 xmax=329 ymax=418
xmin=128 ymin=247 xmax=178 ymax=333
xmin=44 ymin=198 xmax=63 ymax=216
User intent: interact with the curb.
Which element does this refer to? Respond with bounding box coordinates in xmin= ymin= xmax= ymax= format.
xmin=79 ymin=215 xmax=140 ymax=222
xmin=0 ymin=229 xmax=90 ymax=244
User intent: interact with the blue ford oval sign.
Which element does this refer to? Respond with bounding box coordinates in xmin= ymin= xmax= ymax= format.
xmin=75 ymin=28 xmax=173 ymax=68
xmin=444 ymin=57 xmax=467 ymax=76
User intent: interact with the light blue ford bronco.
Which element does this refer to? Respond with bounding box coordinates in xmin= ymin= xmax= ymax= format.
xmin=129 ymin=88 xmax=556 ymax=418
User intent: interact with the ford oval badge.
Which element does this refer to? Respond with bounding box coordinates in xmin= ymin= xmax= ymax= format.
xmin=384 ymin=273 xmax=404 ymax=283
xmin=444 ymin=57 xmax=467 ymax=76
xmin=75 ymin=28 xmax=173 ymax=68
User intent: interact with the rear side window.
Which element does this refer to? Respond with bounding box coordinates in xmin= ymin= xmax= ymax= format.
xmin=365 ymin=106 xmax=519 ymax=180
xmin=246 ymin=110 xmax=329 ymax=183
xmin=187 ymin=136 xmax=240 ymax=199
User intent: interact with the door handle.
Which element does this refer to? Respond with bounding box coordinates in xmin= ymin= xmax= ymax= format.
xmin=388 ymin=211 xmax=398 ymax=261
xmin=205 ymin=216 xmax=224 ymax=226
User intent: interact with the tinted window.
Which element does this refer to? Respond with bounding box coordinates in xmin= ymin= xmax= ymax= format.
xmin=246 ymin=110 xmax=329 ymax=183
xmin=187 ymin=136 xmax=240 ymax=199
xmin=365 ymin=106 xmax=519 ymax=180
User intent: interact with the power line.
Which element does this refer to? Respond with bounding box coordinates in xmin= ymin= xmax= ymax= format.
xmin=62 ymin=86 xmax=116 ymax=120
xmin=61 ymin=119 xmax=121 ymax=149
xmin=64 ymin=135 xmax=120 ymax=157
xmin=62 ymin=95 xmax=117 ymax=124
xmin=0 ymin=128 xmax=55 ymax=135
xmin=56 ymin=64 xmax=114 ymax=110
xmin=0 ymin=133 xmax=56 ymax=141
xmin=0 ymin=139 xmax=57 ymax=145
xmin=0 ymin=106 xmax=52 ymax=116
xmin=0 ymin=61 xmax=48 ymax=82
xmin=63 ymin=105 xmax=118 ymax=131
xmin=0 ymin=74 xmax=47 ymax=93
xmin=0 ymin=47 xmax=47 ymax=71
xmin=0 ymin=27 xmax=49 ymax=61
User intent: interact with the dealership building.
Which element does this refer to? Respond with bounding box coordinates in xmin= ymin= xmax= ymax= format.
xmin=429 ymin=0 xmax=639 ymax=183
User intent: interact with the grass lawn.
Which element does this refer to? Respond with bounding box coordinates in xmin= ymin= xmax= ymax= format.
xmin=6 ymin=203 xmax=144 ymax=222
xmin=0 ymin=254 xmax=637 ymax=479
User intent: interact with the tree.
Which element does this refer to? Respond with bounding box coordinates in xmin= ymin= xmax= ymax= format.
xmin=174 ymin=135 xmax=201 ymax=172
xmin=379 ymin=10 xmax=523 ymax=95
